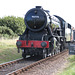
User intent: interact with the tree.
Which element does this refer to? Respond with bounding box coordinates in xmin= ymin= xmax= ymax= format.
xmin=0 ymin=16 xmax=25 ymax=36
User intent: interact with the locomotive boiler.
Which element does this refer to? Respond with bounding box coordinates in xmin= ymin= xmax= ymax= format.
xmin=16 ymin=6 xmax=71 ymax=58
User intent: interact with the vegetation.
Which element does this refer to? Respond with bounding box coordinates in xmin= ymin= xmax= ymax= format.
xmin=0 ymin=16 xmax=75 ymax=75
xmin=0 ymin=16 xmax=24 ymax=63
xmin=0 ymin=38 xmax=22 ymax=64
xmin=58 ymin=55 xmax=75 ymax=75
xmin=0 ymin=16 xmax=25 ymax=38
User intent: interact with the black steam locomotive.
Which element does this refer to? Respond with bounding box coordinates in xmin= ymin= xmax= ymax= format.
xmin=16 ymin=6 xmax=71 ymax=58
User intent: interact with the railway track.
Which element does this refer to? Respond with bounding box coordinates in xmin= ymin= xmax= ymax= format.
xmin=0 ymin=58 xmax=23 ymax=69
xmin=6 ymin=49 xmax=68 ymax=75
xmin=0 ymin=56 xmax=39 ymax=75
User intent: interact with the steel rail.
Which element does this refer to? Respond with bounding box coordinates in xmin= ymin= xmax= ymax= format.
xmin=0 ymin=58 xmax=23 ymax=69
xmin=7 ymin=50 xmax=68 ymax=75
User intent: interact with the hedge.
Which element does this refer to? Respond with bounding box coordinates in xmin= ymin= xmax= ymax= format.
xmin=0 ymin=16 xmax=25 ymax=35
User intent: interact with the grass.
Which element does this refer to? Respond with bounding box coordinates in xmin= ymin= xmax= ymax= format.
xmin=58 ymin=55 xmax=75 ymax=75
xmin=0 ymin=38 xmax=22 ymax=64
xmin=0 ymin=38 xmax=18 ymax=46
xmin=1 ymin=38 xmax=75 ymax=75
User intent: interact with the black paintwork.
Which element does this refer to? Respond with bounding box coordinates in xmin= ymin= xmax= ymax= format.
xmin=17 ymin=6 xmax=72 ymax=58
xmin=24 ymin=8 xmax=47 ymax=32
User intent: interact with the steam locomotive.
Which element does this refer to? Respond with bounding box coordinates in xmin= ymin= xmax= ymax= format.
xmin=16 ymin=6 xmax=72 ymax=58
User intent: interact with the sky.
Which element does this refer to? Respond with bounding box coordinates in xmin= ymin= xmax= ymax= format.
xmin=0 ymin=0 xmax=75 ymax=27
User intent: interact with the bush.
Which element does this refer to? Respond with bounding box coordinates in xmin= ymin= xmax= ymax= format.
xmin=0 ymin=26 xmax=17 ymax=38
xmin=0 ymin=26 xmax=14 ymax=35
xmin=0 ymin=16 xmax=25 ymax=35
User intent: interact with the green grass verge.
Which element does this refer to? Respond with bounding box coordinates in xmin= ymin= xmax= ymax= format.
xmin=58 ymin=55 xmax=75 ymax=75
xmin=0 ymin=39 xmax=22 ymax=64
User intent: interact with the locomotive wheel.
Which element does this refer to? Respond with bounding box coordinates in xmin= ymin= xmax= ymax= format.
xmin=54 ymin=49 xmax=57 ymax=55
xmin=51 ymin=51 xmax=54 ymax=56
xmin=60 ymin=45 xmax=63 ymax=52
xmin=22 ymin=52 xmax=26 ymax=59
xmin=42 ymin=49 xmax=47 ymax=59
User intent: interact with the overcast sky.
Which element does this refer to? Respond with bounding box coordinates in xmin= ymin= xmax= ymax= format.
xmin=0 ymin=0 xmax=75 ymax=27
